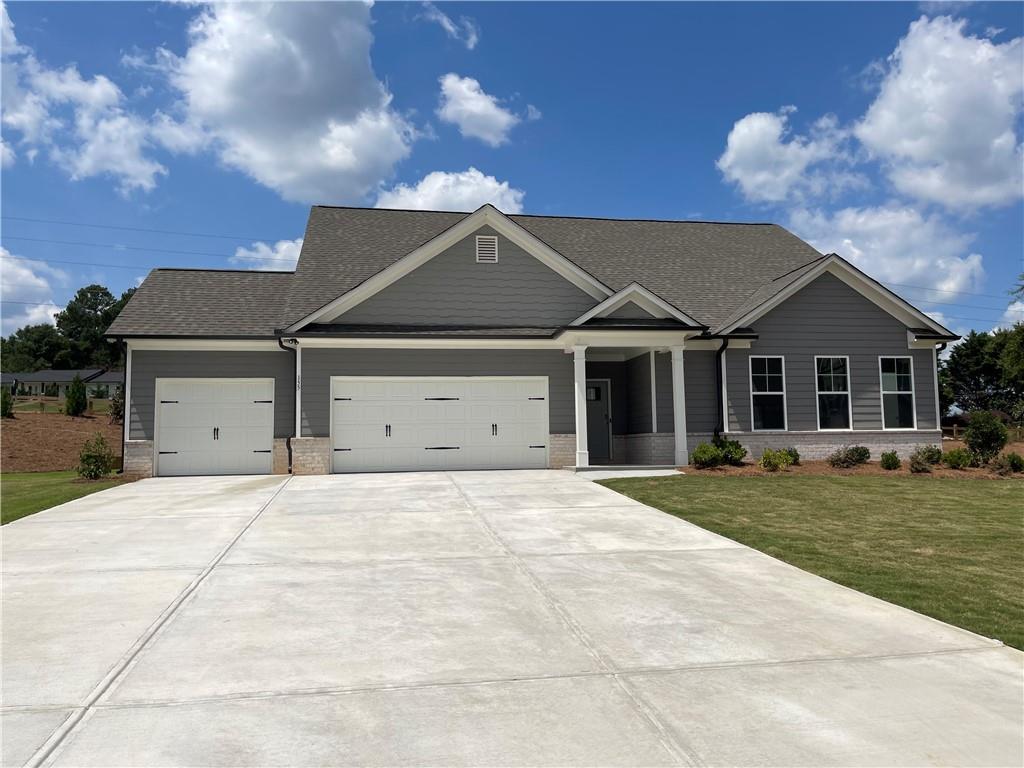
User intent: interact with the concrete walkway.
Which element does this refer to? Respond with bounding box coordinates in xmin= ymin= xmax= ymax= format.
xmin=2 ymin=471 xmax=1021 ymax=767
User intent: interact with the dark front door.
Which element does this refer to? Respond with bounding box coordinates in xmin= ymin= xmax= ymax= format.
xmin=586 ymin=379 xmax=612 ymax=463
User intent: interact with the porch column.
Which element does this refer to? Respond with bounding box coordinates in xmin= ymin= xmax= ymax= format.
xmin=572 ymin=344 xmax=589 ymax=467
xmin=670 ymin=345 xmax=689 ymax=466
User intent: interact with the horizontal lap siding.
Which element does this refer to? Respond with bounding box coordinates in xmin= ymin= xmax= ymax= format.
xmin=725 ymin=272 xmax=937 ymax=432
xmin=681 ymin=350 xmax=718 ymax=434
xmin=334 ymin=226 xmax=596 ymax=326
xmin=301 ymin=348 xmax=574 ymax=437
xmin=129 ymin=351 xmax=295 ymax=440
xmin=626 ymin=353 xmax=652 ymax=434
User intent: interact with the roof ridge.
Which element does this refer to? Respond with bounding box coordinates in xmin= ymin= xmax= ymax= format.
xmin=313 ymin=204 xmax=777 ymax=226
xmin=153 ymin=268 xmax=295 ymax=274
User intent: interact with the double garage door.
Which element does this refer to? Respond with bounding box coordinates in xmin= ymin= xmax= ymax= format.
xmin=155 ymin=379 xmax=274 ymax=477
xmin=331 ymin=377 xmax=549 ymax=472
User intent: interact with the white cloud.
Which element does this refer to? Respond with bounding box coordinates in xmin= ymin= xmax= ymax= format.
xmin=376 ymin=167 xmax=525 ymax=213
xmin=996 ymin=300 xmax=1024 ymax=330
xmin=419 ymin=2 xmax=479 ymax=50
xmin=855 ymin=16 xmax=1023 ymax=210
xmin=788 ymin=205 xmax=985 ymax=307
xmin=230 ymin=238 xmax=303 ymax=271
xmin=0 ymin=138 xmax=14 ymax=167
xmin=526 ymin=104 xmax=542 ymax=121
xmin=159 ymin=2 xmax=417 ymax=203
xmin=149 ymin=111 xmax=207 ymax=154
xmin=0 ymin=247 xmax=66 ymax=334
xmin=1 ymin=3 xmax=166 ymax=194
xmin=437 ymin=73 xmax=520 ymax=147
xmin=717 ymin=107 xmax=858 ymax=203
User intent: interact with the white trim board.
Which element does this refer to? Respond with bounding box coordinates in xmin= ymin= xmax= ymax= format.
xmin=718 ymin=254 xmax=955 ymax=338
xmin=569 ymin=282 xmax=702 ymax=327
xmin=813 ymin=355 xmax=854 ymax=431
xmin=748 ymin=355 xmax=788 ymax=432
xmin=287 ymin=204 xmax=613 ymax=331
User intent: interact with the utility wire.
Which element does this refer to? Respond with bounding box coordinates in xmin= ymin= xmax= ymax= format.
xmin=1 ymin=215 xmax=282 ymax=242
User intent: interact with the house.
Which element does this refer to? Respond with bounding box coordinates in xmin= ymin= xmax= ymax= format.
xmin=106 ymin=204 xmax=958 ymax=478
xmin=7 ymin=369 xmax=104 ymax=397
xmin=85 ymin=370 xmax=125 ymax=398
xmin=1 ymin=372 xmax=17 ymax=394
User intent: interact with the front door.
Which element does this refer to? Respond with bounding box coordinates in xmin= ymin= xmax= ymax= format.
xmin=585 ymin=379 xmax=612 ymax=464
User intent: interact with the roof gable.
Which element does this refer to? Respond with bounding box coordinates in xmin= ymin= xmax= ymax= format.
xmin=569 ymin=282 xmax=703 ymax=327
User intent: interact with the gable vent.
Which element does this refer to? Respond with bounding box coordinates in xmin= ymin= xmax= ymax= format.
xmin=476 ymin=235 xmax=498 ymax=263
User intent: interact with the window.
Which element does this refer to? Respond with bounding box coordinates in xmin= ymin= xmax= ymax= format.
xmin=880 ymin=357 xmax=916 ymax=429
xmin=476 ymin=235 xmax=498 ymax=263
xmin=815 ymin=356 xmax=851 ymax=430
xmin=749 ymin=356 xmax=786 ymax=431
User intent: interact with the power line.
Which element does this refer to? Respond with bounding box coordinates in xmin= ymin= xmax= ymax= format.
xmin=2 ymin=253 xmax=161 ymax=271
xmin=2 ymin=235 xmax=297 ymax=264
xmin=1 ymin=215 xmax=283 ymax=242
xmin=883 ymin=281 xmax=1019 ymax=301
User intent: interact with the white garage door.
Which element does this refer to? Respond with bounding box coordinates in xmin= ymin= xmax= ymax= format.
xmin=155 ymin=378 xmax=275 ymax=476
xmin=331 ymin=377 xmax=549 ymax=472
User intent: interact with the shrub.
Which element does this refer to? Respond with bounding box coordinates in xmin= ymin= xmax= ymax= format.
xmin=713 ymin=435 xmax=747 ymax=466
xmin=909 ymin=454 xmax=932 ymax=474
xmin=0 ymin=389 xmax=12 ymax=419
xmin=847 ymin=446 xmax=871 ymax=464
xmin=990 ymin=452 xmax=1024 ymax=476
xmin=942 ymin=447 xmax=974 ymax=470
xmin=880 ymin=451 xmax=901 ymax=470
xmin=780 ymin=447 xmax=800 ymax=466
xmin=77 ymin=434 xmax=115 ymax=480
xmin=914 ymin=444 xmax=943 ymax=465
xmin=65 ymin=375 xmax=87 ymax=417
xmin=109 ymin=386 xmax=124 ymax=425
xmin=758 ymin=448 xmax=793 ymax=472
xmin=691 ymin=442 xmax=724 ymax=469
xmin=827 ymin=446 xmax=857 ymax=469
xmin=963 ymin=411 xmax=1009 ymax=464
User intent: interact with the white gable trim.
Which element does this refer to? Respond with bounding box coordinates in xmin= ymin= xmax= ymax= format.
xmin=285 ymin=205 xmax=613 ymax=332
xmin=717 ymin=255 xmax=955 ymax=338
xmin=569 ymin=282 xmax=703 ymax=327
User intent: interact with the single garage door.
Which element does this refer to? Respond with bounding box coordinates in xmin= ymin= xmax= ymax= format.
xmin=155 ymin=378 xmax=275 ymax=476
xmin=331 ymin=376 xmax=549 ymax=472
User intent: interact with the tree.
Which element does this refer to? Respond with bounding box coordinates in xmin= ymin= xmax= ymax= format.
xmin=1012 ymin=274 xmax=1023 ymax=301
xmin=1 ymin=389 xmax=13 ymax=418
xmin=945 ymin=331 xmax=1002 ymax=413
xmin=65 ymin=375 xmax=87 ymax=417
xmin=54 ymin=285 xmax=117 ymax=369
xmin=996 ymin=323 xmax=1024 ymax=423
xmin=0 ymin=324 xmax=71 ymax=372
xmin=109 ymin=385 xmax=124 ymax=425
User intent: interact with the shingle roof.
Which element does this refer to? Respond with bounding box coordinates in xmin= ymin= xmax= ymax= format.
xmin=107 ymin=269 xmax=294 ymax=337
xmin=10 ymin=369 xmax=103 ymax=382
xmin=88 ymin=370 xmax=125 ymax=384
xmin=108 ymin=206 xmax=828 ymax=337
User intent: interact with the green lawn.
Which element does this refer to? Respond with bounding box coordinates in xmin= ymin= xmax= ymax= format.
xmin=1 ymin=470 xmax=123 ymax=525
xmin=599 ymin=475 xmax=1024 ymax=650
xmin=12 ymin=399 xmax=111 ymax=414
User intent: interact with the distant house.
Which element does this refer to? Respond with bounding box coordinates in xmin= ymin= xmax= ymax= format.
xmin=8 ymin=369 xmax=104 ymax=397
xmin=85 ymin=370 xmax=125 ymax=398
xmin=0 ymin=372 xmax=18 ymax=394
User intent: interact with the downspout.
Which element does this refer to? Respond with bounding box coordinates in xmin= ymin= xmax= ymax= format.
xmin=277 ymin=336 xmax=297 ymax=473
xmin=714 ymin=337 xmax=730 ymax=439
xmin=118 ymin=339 xmax=126 ymax=474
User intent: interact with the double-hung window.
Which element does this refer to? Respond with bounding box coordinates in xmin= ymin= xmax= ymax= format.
xmin=749 ymin=356 xmax=786 ymax=431
xmin=880 ymin=356 xmax=916 ymax=429
xmin=815 ymin=356 xmax=851 ymax=430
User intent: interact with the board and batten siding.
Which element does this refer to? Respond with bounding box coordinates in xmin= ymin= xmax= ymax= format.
xmin=300 ymin=348 xmax=575 ymax=437
xmin=334 ymin=225 xmax=597 ymax=327
xmin=725 ymin=272 xmax=938 ymax=432
xmin=128 ymin=350 xmax=295 ymax=440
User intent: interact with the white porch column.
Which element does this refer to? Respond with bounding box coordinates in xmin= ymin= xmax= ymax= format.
xmin=670 ymin=345 xmax=689 ymax=466
xmin=572 ymin=344 xmax=589 ymax=467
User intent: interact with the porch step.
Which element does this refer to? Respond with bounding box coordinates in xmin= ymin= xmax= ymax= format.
xmin=568 ymin=464 xmax=679 ymax=473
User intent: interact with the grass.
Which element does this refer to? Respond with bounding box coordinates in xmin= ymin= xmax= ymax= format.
xmin=12 ymin=398 xmax=111 ymax=414
xmin=599 ymin=474 xmax=1024 ymax=650
xmin=1 ymin=470 xmax=123 ymax=525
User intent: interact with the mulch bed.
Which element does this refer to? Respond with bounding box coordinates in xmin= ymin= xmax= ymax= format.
xmin=684 ymin=457 xmax=1021 ymax=480
xmin=0 ymin=413 xmax=124 ymax=473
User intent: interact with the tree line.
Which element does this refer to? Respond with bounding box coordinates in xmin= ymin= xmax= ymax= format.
xmin=1 ymin=284 xmax=135 ymax=372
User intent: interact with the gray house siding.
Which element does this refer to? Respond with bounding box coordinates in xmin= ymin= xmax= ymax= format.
xmin=606 ymin=302 xmax=657 ymax=320
xmin=334 ymin=225 xmax=597 ymax=327
xmin=725 ymin=273 xmax=937 ymax=433
xmin=129 ymin=351 xmax=295 ymax=440
xmin=625 ymin=353 xmax=653 ymax=434
xmin=300 ymin=348 xmax=575 ymax=437
xmin=680 ymin=350 xmax=718 ymax=434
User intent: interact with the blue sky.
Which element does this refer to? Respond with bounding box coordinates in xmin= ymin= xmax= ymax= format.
xmin=2 ymin=1 xmax=1022 ymax=337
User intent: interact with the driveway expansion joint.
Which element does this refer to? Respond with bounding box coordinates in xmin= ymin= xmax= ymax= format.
xmin=24 ymin=476 xmax=294 ymax=768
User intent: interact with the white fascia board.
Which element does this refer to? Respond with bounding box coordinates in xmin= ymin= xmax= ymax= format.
xmin=294 ymin=336 xmax=563 ymax=350
xmin=126 ymin=339 xmax=284 ymax=351
xmin=569 ymin=282 xmax=702 ymax=327
xmin=558 ymin=328 xmax=703 ymax=348
xmin=717 ymin=255 xmax=954 ymax=337
xmin=286 ymin=205 xmax=613 ymax=332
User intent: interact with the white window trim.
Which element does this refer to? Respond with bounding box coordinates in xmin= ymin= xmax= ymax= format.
xmin=814 ymin=355 xmax=854 ymax=432
xmin=475 ymin=235 xmax=498 ymax=263
xmin=878 ymin=355 xmax=917 ymax=431
xmin=748 ymin=355 xmax=788 ymax=432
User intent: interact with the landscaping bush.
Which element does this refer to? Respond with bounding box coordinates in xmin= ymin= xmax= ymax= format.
xmin=0 ymin=389 xmax=12 ymax=418
xmin=780 ymin=447 xmax=800 ymax=466
xmin=880 ymin=451 xmax=901 ymax=470
xmin=847 ymin=446 xmax=871 ymax=465
xmin=758 ymin=448 xmax=793 ymax=472
xmin=909 ymin=446 xmax=937 ymax=474
xmin=963 ymin=411 xmax=1009 ymax=464
xmin=915 ymin=444 xmax=943 ymax=465
xmin=713 ymin=435 xmax=747 ymax=466
xmin=827 ymin=446 xmax=857 ymax=469
xmin=942 ymin=447 xmax=975 ymax=470
xmin=691 ymin=442 xmax=724 ymax=469
xmin=77 ymin=434 xmax=115 ymax=480
xmin=65 ymin=375 xmax=87 ymax=417
xmin=990 ymin=452 xmax=1024 ymax=476
xmin=109 ymin=386 xmax=124 ymax=425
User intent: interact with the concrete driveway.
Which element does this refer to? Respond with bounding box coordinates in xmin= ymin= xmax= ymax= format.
xmin=3 ymin=471 xmax=1021 ymax=767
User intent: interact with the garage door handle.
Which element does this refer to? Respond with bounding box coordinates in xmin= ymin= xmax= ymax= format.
xmin=530 ymin=445 xmax=546 ymax=449
xmin=213 ymin=427 xmax=219 ymax=440
xmin=424 ymin=446 xmax=460 ymax=450
xmin=385 ymin=424 xmax=391 ymax=437
xmin=253 ymin=400 xmax=273 ymax=404
xmin=252 ymin=450 xmax=271 ymax=453
xmin=491 ymin=423 xmax=496 ymax=436
xmin=528 ymin=397 xmax=545 ymax=400
xmin=160 ymin=400 xmax=178 ymax=404
xmin=158 ymin=451 xmax=178 ymax=455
